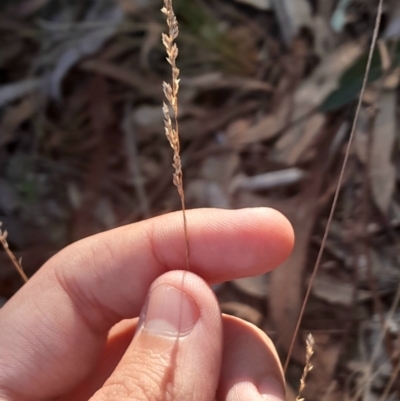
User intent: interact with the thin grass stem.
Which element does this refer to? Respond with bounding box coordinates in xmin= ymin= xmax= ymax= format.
xmin=284 ymin=0 xmax=385 ymax=373
xmin=0 ymin=223 xmax=28 ymax=283
xmin=161 ymin=0 xmax=190 ymax=270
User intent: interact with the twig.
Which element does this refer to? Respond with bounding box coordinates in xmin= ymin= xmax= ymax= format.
xmin=283 ymin=0 xmax=385 ymax=373
xmin=0 ymin=223 xmax=28 ymax=283
xmin=161 ymin=0 xmax=190 ymax=270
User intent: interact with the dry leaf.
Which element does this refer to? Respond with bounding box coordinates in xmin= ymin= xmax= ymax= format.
xmin=225 ymin=119 xmax=251 ymax=147
xmin=230 ymin=168 xmax=305 ymax=193
xmin=270 ymin=0 xmax=312 ymax=45
xmin=13 ymin=0 xmax=50 ymax=16
xmin=228 ymin=98 xmax=290 ymax=147
xmin=232 ymin=275 xmax=268 ymax=299
xmin=81 ymin=60 xmax=161 ymax=98
xmin=133 ymin=105 xmax=164 ymax=128
xmin=186 ymin=153 xmax=239 ymax=208
xmin=186 ymin=180 xmax=230 ymax=209
xmin=331 ymin=0 xmax=351 ymax=32
xmin=268 ymin=197 xmax=316 ymax=364
xmin=273 ymin=43 xmax=363 ymax=164
xmin=201 ymin=153 xmax=239 ymax=185
xmin=71 ymin=76 xmax=113 ymax=241
xmin=313 ymin=15 xmax=336 ymax=58
xmin=49 ymin=12 xmax=122 ymax=100
xmin=354 ymin=107 xmax=369 ymax=164
xmin=294 ymin=42 xmax=363 ymax=109
xmin=370 ymin=91 xmax=396 ymax=215
xmin=384 ymin=1 xmax=400 ymax=38
xmin=321 ymin=381 xmax=347 ymax=401
xmin=0 ymin=79 xmax=41 ymax=108
xmin=0 ymin=98 xmax=37 ymax=145
xmin=268 ymin=125 xmax=335 ymax=362
xmin=182 ymin=73 xmax=272 ymax=92
xmin=274 ymin=43 xmax=363 ymax=165
xmin=274 ymin=113 xmax=325 ymax=165
xmin=232 ymin=0 xmax=271 ymax=10
xmin=117 ymin=0 xmax=155 ymax=13
xmin=0 ymin=179 xmax=21 ymax=215
xmin=220 ymin=301 xmax=263 ymax=326
xmin=312 ymin=272 xmax=371 ymax=306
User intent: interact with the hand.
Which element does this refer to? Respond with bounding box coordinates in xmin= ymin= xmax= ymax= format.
xmin=0 ymin=208 xmax=293 ymax=401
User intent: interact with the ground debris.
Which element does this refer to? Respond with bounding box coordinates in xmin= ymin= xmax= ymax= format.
xmin=1 ymin=1 xmax=400 ymax=400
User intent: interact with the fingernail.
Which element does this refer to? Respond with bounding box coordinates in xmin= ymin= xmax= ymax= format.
xmin=259 ymin=377 xmax=286 ymax=401
xmin=142 ymin=284 xmax=200 ymax=337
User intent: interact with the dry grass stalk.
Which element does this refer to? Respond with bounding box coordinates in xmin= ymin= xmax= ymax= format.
xmin=161 ymin=0 xmax=190 ymax=269
xmin=284 ymin=0 xmax=384 ymax=373
xmin=0 ymin=222 xmax=28 ymax=283
xmin=296 ymin=334 xmax=315 ymax=401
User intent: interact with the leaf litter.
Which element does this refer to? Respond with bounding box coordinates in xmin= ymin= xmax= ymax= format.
xmin=1 ymin=0 xmax=400 ymax=400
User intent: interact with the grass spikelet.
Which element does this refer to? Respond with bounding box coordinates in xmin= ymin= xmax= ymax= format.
xmin=161 ymin=0 xmax=190 ymax=270
xmin=0 ymin=222 xmax=28 ymax=283
xmin=296 ymin=334 xmax=315 ymax=401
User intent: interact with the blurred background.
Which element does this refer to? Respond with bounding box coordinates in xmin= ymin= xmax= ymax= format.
xmin=1 ymin=0 xmax=400 ymax=399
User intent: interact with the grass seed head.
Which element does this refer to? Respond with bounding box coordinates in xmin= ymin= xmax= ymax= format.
xmin=161 ymin=0 xmax=189 ymax=269
xmin=295 ymin=334 xmax=315 ymax=401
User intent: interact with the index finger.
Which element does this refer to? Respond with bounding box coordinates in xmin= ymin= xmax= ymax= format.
xmin=0 ymin=208 xmax=293 ymax=400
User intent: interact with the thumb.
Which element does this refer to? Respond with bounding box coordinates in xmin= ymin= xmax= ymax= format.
xmin=91 ymin=271 xmax=223 ymax=401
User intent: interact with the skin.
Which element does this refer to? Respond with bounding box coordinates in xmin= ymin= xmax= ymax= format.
xmin=0 ymin=208 xmax=294 ymax=401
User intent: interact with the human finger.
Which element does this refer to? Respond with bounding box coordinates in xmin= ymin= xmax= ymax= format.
xmin=0 ymin=208 xmax=293 ymax=400
xmin=91 ymin=271 xmax=222 ymax=401
xmin=61 ymin=312 xmax=286 ymax=400
xmin=217 ymin=315 xmax=285 ymax=401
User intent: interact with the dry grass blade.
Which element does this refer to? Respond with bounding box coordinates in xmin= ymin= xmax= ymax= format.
xmin=296 ymin=334 xmax=315 ymax=401
xmin=283 ymin=0 xmax=385 ymax=373
xmin=368 ymin=281 xmax=400 ymax=400
xmin=0 ymin=222 xmax=28 ymax=283
xmin=379 ymin=355 xmax=400 ymax=401
xmin=161 ymin=0 xmax=190 ymax=270
xmin=349 ymin=282 xmax=400 ymax=401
